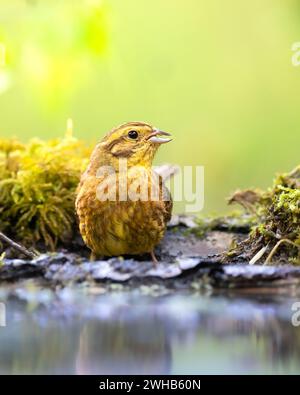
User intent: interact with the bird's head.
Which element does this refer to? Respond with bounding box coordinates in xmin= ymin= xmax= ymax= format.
xmin=89 ymin=122 xmax=172 ymax=171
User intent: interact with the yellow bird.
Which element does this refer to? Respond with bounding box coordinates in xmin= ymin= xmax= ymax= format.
xmin=75 ymin=122 xmax=173 ymax=263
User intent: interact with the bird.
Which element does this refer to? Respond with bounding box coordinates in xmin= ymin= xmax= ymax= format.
xmin=75 ymin=121 xmax=173 ymax=264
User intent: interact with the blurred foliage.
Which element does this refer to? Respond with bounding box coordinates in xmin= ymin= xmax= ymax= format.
xmin=0 ymin=0 xmax=107 ymax=108
xmin=0 ymin=132 xmax=90 ymax=249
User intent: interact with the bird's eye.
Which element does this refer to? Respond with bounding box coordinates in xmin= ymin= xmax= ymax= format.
xmin=127 ymin=130 xmax=139 ymax=140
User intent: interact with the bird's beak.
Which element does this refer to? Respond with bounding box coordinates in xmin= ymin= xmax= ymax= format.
xmin=147 ymin=129 xmax=172 ymax=144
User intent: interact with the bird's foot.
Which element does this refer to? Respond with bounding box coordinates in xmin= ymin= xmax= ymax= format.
xmin=150 ymin=250 xmax=158 ymax=267
xmin=89 ymin=252 xmax=104 ymax=261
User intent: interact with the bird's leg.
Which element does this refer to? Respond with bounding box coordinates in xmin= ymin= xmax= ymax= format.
xmin=150 ymin=250 xmax=158 ymax=266
xmin=89 ymin=251 xmax=104 ymax=261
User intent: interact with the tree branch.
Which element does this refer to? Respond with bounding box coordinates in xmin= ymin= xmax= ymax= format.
xmin=0 ymin=232 xmax=38 ymax=259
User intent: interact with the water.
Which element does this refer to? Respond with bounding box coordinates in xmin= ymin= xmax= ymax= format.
xmin=0 ymin=287 xmax=299 ymax=374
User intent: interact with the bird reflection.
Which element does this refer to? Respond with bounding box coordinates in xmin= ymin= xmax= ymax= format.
xmin=76 ymin=317 xmax=172 ymax=375
xmin=1 ymin=295 xmax=300 ymax=374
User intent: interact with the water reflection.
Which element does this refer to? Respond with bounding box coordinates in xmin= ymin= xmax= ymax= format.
xmin=0 ymin=291 xmax=299 ymax=374
xmin=76 ymin=318 xmax=171 ymax=375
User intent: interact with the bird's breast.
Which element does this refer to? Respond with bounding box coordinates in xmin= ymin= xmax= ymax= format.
xmin=76 ymin=170 xmax=171 ymax=256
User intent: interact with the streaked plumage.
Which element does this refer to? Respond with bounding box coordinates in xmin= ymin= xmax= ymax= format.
xmin=75 ymin=122 xmax=173 ymax=260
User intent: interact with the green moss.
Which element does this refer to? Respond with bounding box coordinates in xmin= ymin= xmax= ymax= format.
xmin=186 ymin=211 xmax=256 ymax=239
xmin=0 ymin=134 xmax=91 ymax=250
xmin=226 ymin=166 xmax=300 ymax=264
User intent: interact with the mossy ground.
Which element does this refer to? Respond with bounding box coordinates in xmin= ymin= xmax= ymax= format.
xmin=225 ymin=166 xmax=300 ymax=265
xmin=0 ymin=133 xmax=91 ymax=253
xmin=1 ymin=135 xmax=299 ymax=265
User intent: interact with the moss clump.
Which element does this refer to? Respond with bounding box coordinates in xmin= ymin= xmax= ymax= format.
xmin=181 ymin=211 xmax=256 ymax=240
xmin=0 ymin=134 xmax=90 ymax=250
xmin=225 ymin=166 xmax=300 ymax=265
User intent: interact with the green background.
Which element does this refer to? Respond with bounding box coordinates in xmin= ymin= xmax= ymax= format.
xmin=1 ymin=0 xmax=300 ymax=213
